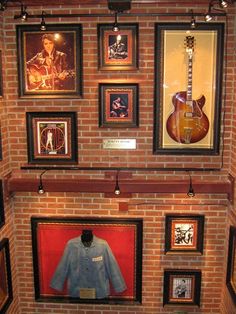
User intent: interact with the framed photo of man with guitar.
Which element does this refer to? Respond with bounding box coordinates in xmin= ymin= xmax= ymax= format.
xmin=154 ymin=23 xmax=224 ymax=155
xmin=16 ymin=24 xmax=83 ymax=98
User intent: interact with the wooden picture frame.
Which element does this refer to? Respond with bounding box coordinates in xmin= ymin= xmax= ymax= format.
xmin=16 ymin=24 xmax=83 ymax=98
xmin=154 ymin=23 xmax=224 ymax=155
xmin=163 ymin=269 xmax=201 ymax=306
xmin=0 ymin=238 xmax=13 ymax=314
xmin=98 ymin=23 xmax=138 ymax=70
xmin=0 ymin=180 xmax=5 ymax=229
xmin=31 ymin=216 xmax=143 ymax=304
xmin=226 ymin=225 xmax=236 ymax=304
xmin=99 ymin=83 xmax=139 ymax=128
xmin=165 ymin=214 xmax=204 ymax=255
xmin=26 ymin=112 xmax=78 ymax=164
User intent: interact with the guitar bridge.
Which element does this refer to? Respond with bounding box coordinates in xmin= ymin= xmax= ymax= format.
xmin=183 ymin=127 xmax=193 ymax=144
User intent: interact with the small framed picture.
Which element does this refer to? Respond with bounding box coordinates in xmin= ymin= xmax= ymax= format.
xmin=16 ymin=24 xmax=83 ymax=98
xmin=31 ymin=217 xmax=143 ymax=304
xmin=98 ymin=23 xmax=138 ymax=70
xmin=0 ymin=180 xmax=5 ymax=229
xmin=165 ymin=214 xmax=204 ymax=254
xmin=99 ymin=83 xmax=139 ymax=128
xmin=0 ymin=238 xmax=13 ymax=313
xmin=226 ymin=226 xmax=236 ymax=304
xmin=26 ymin=112 xmax=78 ymax=164
xmin=163 ymin=269 xmax=201 ymax=306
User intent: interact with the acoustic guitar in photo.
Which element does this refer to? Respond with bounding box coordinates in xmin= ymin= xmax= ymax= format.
xmin=166 ymin=36 xmax=209 ymax=144
xmin=27 ymin=64 xmax=75 ymax=90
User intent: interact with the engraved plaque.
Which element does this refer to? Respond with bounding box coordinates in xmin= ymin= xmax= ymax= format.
xmin=103 ymin=139 xmax=136 ymax=149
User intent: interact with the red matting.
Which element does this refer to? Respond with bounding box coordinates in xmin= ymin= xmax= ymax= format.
xmin=37 ymin=223 xmax=136 ymax=298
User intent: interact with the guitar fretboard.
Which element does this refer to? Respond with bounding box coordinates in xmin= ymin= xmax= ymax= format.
xmin=187 ymin=55 xmax=192 ymax=102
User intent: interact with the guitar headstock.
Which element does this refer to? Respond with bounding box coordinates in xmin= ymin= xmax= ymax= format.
xmin=185 ymin=36 xmax=195 ymax=56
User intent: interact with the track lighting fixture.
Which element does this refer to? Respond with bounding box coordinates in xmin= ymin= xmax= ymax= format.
xmin=0 ymin=0 xmax=8 ymax=11
xmin=112 ymin=11 xmax=119 ymax=32
xmin=190 ymin=9 xmax=196 ymax=29
xmin=114 ymin=170 xmax=121 ymax=195
xmin=219 ymin=0 xmax=229 ymax=8
xmin=205 ymin=1 xmax=214 ymax=21
xmin=20 ymin=3 xmax=28 ymax=21
xmin=40 ymin=11 xmax=46 ymax=31
xmin=187 ymin=172 xmax=195 ymax=198
xmin=38 ymin=170 xmax=47 ymax=195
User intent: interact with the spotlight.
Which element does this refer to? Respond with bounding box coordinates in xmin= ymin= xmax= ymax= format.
xmin=190 ymin=9 xmax=196 ymax=29
xmin=112 ymin=11 xmax=120 ymax=32
xmin=114 ymin=170 xmax=121 ymax=195
xmin=0 ymin=0 xmax=8 ymax=11
xmin=219 ymin=0 xmax=229 ymax=8
xmin=187 ymin=172 xmax=195 ymax=198
xmin=20 ymin=4 xmax=28 ymax=21
xmin=38 ymin=170 xmax=47 ymax=195
xmin=40 ymin=11 xmax=46 ymax=31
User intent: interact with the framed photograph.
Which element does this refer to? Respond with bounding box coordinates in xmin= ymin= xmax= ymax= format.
xmin=0 ymin=50 xmax=3 ymax=97
xmin=98 ymin=23 xmax=138 ymax=70
xmin=165 ymin=214 xmax=204 ymax=255
xmin=154 ymin=23 xmax=224 ymax=155
xmin=0 ymin=238 xmax=13 ymax=314
xmin=16 ymin=24 xmax=83 ymax=98
xmin=99 ymin=83 xmax=139 ymax=128
xmin=26 ymin=112 xmax=78 ymax=164
xmin=31 ymin=217 xmax=143 ymax=304
xmin=226 ymin=226 xmax=236 ymax=304
xmin=0 ymin=180 xmax=5 ymax=229
xmin=163 ymin=269 xmax=201 ymax=306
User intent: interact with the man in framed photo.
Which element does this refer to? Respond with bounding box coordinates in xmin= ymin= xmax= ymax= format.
xmin=108 ymin=34 xmax=128 ymax=60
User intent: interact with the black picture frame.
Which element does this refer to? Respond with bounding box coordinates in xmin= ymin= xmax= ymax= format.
xmin=98 ymin=23 xmax=139 ymax=71
xmin=0 ymin=50 xmax=3 ymax=97
xmin=31 ymin=216 xmax=143 ymax=304
xmin=163 ymin=269 xmax=201 ymax=306
xmin=154 ymin=23 xmax=224 ymax=155
xmin=165 ymin=214 xmax=204 ymax=255
xmin=99 ymin=83 xmax=139 ymax=128
xmin=0 ymin=179 xmax=5 ymax=229
xmin=0 ymin=238 xmax=13 ymax=314
xmin=16 ymin=24 xmax=83 ymax=98
xmin=226 ymin=225 xmax=236 ymax=304
xmin=26 ymin=111 xmax=78 ymax=164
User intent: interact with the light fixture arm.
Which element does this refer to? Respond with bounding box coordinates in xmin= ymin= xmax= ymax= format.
xmin=38 ymin=170 xmax=47 ymax=195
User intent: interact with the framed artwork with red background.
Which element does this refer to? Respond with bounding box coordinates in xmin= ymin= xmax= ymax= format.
xmin=31 ymin=217 xmax=143 ymax=304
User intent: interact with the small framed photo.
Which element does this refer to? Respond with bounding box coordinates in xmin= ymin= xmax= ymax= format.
xmin=165 ymin=214 xmax=204 ymax=254
xmin=226 ymin=226 xmax=236 ymax=304
xmin=163 ymin=269 xmax=201 ymax=306
xmin=98 ymin=23 xmax=138 ymax=70
xmin=99 ymin=83 xmax=139 ymax=128
xmin=154 ymin=23 xmax=224 ymax=155
xmin=0 ymin=238 xmax=13 ymax=313
xmin=26 ymin=112 xmax=78 ymax=164
xmin=31 ymin=217 xmax=143 ymax=304
xmin=0 ymin=180 xmax=5 ymax=229
xmin=16 ymin=24 xmax=83 ymax=98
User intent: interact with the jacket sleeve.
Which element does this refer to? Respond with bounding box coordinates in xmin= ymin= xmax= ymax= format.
xmin=50 ymin=242 xmax=71 ymax=291
xmin=103 ymin=242 xmax=127 ymax=293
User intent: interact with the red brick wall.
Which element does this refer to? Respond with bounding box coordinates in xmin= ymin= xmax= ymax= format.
xmin=0 ymin=1 xmax=235 ymax=313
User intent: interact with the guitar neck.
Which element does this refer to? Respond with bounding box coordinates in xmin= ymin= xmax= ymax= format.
xmin=187 ymin=55 xmax=193 ymax=102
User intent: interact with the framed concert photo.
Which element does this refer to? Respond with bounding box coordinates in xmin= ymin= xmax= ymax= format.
xmin=26 ymin=112 xmax=78 ymax=164
xmin=16 ymin=24 xmax=83 ymax=98
xmin=0 ymin=180 xmax=5 ymax=229
xmin=226 ymin=226 xmax=236 ymax=304
xmin=163 ymin=269 xmax=201 ymax=306
xmin=154 ymin=23 xmax=224 ymax=155
xmin=165 ymin=214 xmax=204 ymax=255
xmin=0 ymin=238 xmax=13 ymax=314
xmin=31 ymin=216 xmax=143 ymax=304
xmin=98 ymin=23 xmax=138 ymax=70
xmin=99 ymin=83 xmax=139 ymax=128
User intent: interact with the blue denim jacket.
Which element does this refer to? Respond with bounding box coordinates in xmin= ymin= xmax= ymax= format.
xmin=50 ymin=235 xmax=127 ymax=298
